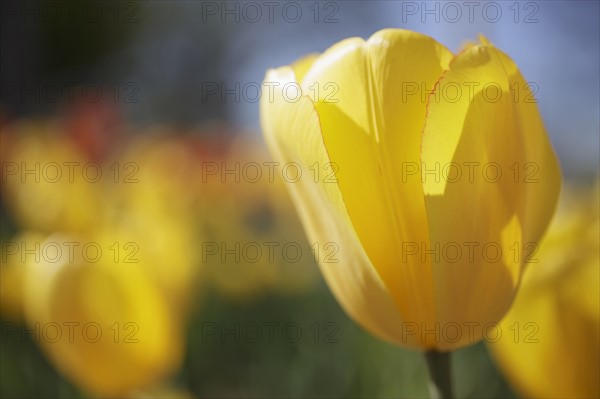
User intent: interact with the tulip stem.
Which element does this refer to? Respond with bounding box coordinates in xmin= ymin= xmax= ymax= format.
xmin=425 ymin=350 xmax=454 ymax=399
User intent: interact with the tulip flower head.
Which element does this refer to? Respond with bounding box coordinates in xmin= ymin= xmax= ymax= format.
xmin=260 ymin=29 xmax=560 ymax=351
xmin=488 ymin=185 xmax=599 ymax=399
xmin=1 ymin=121 xmax=102 ymax=234
xmin=0 ymin=122 xmax=201 ymax=395
xmin=23 ymin=234 xmax=184 ymax=397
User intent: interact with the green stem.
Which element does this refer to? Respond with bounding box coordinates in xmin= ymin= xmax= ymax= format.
xmin=424 ymin=350 xmax=454 ymax=399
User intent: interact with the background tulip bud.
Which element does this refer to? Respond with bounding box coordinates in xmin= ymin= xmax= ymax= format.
xmin=488 ymin=184 xmax=599 ymax=399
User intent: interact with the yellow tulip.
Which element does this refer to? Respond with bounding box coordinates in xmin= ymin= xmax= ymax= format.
xmin=112 ymin=132 xmax=198 ymax=216
xmin=199 ymin=132 xmax=319 ymax=300
xmin=260 ymin=29 xmax=561 ymax=350
xmin=488 ymin=185 xmax=599 ymax=398
xmin=1 ymin=120 xmax=102 ymax=234
xmin=1 ymin=123 xmax=198 ymax=395
xmin=0 ymin=231 xmax=47 ymax=319
xmin=102 ymin=134 xmax=201 ymax=311
xmin=23 ymin=234 xmax=184 ymax=397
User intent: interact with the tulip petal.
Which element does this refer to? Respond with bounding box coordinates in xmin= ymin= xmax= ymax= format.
xmin=489 ymin=192 xmax=600 ymax=399
xmin=421 ymin=42 xmax=561 ymax=348
xmin=261 ymin=66 xmax=419 ymax=347
xmin=300 ymin=29 xmax=453 ymax=341
xmin=24 ymin=236 xmax=181 ymax=397
xmin=292 ymin=53 xmax=319 ymax=83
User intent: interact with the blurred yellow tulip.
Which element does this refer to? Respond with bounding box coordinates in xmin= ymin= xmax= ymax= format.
xmin=1 ymin=119 xmax=202 ymax=395
xmin=23 ymin=234 xmax=184 ymax=397
xmin=96 ymin=213 xmax=200 ymax=314
xmin=488 ymin=184 xmax=599 ymax=398
xmin=0 ymin=231 xmax=47 ymax=319
xmin=261 ymin=29 xmax=561 ymax=350
xmin=103 ymin=133 xmax=202 ymax=311
xmin=197 ymin=132 xmax=319 ymax=300
xmin=111 ymin=131 xmax=198 ymax=216
xmin=1 ymin=120 xmax=102 ymax=234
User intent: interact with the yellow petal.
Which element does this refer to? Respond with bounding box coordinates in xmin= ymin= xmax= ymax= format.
xmin=421 ymin=43 xmax=561 ymax=348
xmin=0 ymin=231 xmax=48 ymax=320
xmin=24 ymin=235 xmax=183 ymax=397
xmin=300 ymin=29 xmax=454 ymax=345
xmin=292 ymin=53 xmax=319 ymax=83
xmin=488 ymin=188 xmax=599 ymax=398
xmin=261 ymin=66 xmax=414 ymax=347
xmin=2 ymin=123 xmax=101 ymax=234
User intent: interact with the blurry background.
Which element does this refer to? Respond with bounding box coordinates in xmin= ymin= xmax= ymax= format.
xmin=1 ymin=1 xmax=598 ymax=398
